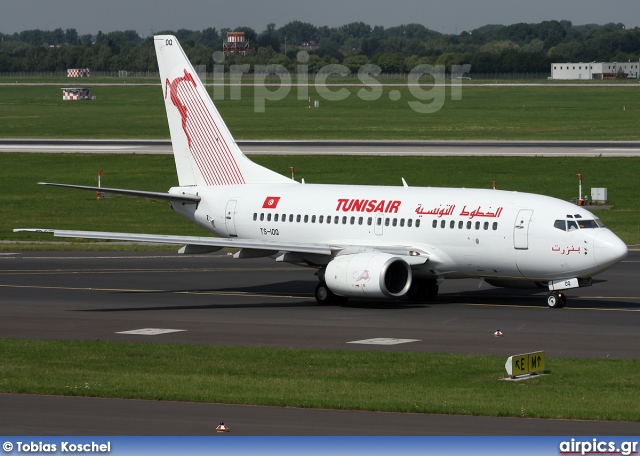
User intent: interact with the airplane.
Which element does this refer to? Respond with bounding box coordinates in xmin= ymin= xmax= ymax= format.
xmin=15 ymin=35 xmax=628 ymax=308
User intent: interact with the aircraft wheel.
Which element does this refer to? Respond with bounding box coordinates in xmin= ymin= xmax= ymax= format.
xmin=315 ymin=282 xmax=335 ymax=305
xmin=547 ymin=291 xmax=565 ymax=308
xmin=559 ymin=292 xmax=567 ymax=307
xmin=407 ymin=280 xmax=439 ymax=302
xmin=406 ymin=282 xmax=426 ymax=301
xmin=423 ymin=281 xmax=439 ymax=300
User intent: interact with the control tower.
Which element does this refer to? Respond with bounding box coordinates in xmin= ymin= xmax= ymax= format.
xmin=223 ymin=31 xmax=249 ymax=55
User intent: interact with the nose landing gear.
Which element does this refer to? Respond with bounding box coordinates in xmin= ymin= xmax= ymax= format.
xmin=547 ymin=291 xmax=566 ymax=308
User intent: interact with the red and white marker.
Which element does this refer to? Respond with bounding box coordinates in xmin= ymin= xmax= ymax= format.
xmin=216 ymin=422 xmax=230 ymax=432
xmin=494 ymin=330 xmax=503 ymax=337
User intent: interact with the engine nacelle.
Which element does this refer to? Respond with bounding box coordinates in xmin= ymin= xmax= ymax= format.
xmin=325 ymin=253 xmax=412 ymax=298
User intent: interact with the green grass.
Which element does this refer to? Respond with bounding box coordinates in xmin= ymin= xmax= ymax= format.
xmin=2 ymin=153 xmax=639 ymax=245
xmin=1 ymin=339 xmax=638 ymax=421
xmin=1 ymin=85 xmax=640 ymax=140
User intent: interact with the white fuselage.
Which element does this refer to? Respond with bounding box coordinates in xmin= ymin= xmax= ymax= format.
xmin=170 ymin=183 xmax=627 ymax=283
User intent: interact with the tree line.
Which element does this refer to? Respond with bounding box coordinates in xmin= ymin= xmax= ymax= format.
xmin=1 ymin=20 xmax=638 ymax=74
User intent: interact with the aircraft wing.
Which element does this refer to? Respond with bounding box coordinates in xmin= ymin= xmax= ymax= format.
xmin=13 ymin=228 xmax=333 ymax=255
xmin=13 ymin=228 xmax=431 ymax=265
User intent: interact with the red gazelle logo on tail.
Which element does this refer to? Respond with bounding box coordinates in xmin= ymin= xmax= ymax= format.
xmin=164 ymin=69 xmax=245 ymax=186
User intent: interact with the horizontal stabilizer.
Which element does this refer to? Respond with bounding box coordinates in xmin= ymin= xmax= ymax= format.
xmin=38 ymin=182 xmax=201 ymax=203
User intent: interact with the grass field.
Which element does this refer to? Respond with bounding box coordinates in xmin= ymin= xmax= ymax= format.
xmin=2 ymin=153 xmax=639 ymax=245
xmin=1 ymin=339 xmax=639 ymax=421
xmin=1 ymin=84 xmax=640 ymax=140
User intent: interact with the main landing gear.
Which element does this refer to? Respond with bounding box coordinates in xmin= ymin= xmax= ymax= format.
xmin=547 ymin=291 xmax=566 ymax=308
xmin=406 ymin=279 xmax=439 ymax=302
xmin=315 ymin=282 xmax=348 ymax=305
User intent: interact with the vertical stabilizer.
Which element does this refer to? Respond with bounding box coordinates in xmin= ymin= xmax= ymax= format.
xmin=154 ymin=35 xmax=292 ymax=186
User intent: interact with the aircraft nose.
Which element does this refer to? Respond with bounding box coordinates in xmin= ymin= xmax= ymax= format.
xmin=594 ymin=230 xmax=628 ymax=267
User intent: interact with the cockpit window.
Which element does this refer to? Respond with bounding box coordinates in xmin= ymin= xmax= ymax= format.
xmin=554 ymin=220 xmax=566 ymax=231
xmin=577 ymin=219 xmax=600 ymax=229
xmin=555 ymin=218 xmax=603 ymax=231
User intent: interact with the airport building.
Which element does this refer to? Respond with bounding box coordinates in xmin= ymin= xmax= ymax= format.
xmin=223 ymin=31 xmax=249 ymax=55
xmin=551 ymin=61 xmax=640 ymax=80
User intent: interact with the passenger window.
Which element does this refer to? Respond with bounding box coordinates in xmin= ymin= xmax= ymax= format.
xmin=253 ymin=213 xmax=257 ymax=221
xmin=274 ymin=214 xmax=279 ymax=222
xmin=467 ymin=221 xmax=472 ymax=229
xmin=376 ymin=218 xmax=382 ymax=226
xmin=432 ymin=220 xmax=438 ymax=228
xmin=350 ymin=216 xmax=355 ymax=225
xmin=281 ymin=214 xmax=286 ymax=222
xmin=407 ymin=219 xmax=412 ymax=227
xmin=368 ymin=217 xmax=373 ymax=226
xmin=450 ymin=220 xmax=455 ymax=229
xmin=260 ymin=213 xmax=265 ymax=221
xmin=342 ymin=216 xmax=347 ymax=224
xmin=304 ymin=215 xmax=309 ymax=223
xmin=475 ymin=221 xmax=480 ymax=230
xmin=267 ymin=213 xmax=272 ymax=222
xmin=554 ymin=220 xmax=566 ymax=231
xmin=311 ymin=215 xmax=316 ymax=223
xmin=400 ymin=219 xmax=405 ymax=227
xmin=289 ymin=214 xmax=294 ymax=222
xmin=415 ymin=219 xmax=421 ymax=227
xmin=393 ymin=218 xmax=398 ymax=227
xmin=385 ymin=218 xmax=390 ymax=226
xmin=327 ymin=215 xmax=331 ymax=224
xmin=484 ymin=222 xmax=489 ymax=230
xmin=296 ymin=214 xmax=301 ymax=223
xmin=334 ymin=216 xmax=339 ymax=224
xmin=492 ymin=222 xmax=498 ymax=230
xmin=319 ymin=215 xmax=323 ymax=223
xmin=458 ymin=221 xmax=463 ymax=229
xmin=440 ymin=220 xmax=446 ymax=228
xmin=358 ymin=217 xmax=363 ymax=225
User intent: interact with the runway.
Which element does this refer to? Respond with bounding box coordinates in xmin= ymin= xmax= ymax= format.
xmin=2 ymin=139 xmax=640 ymax=156
xmin=1 ymin=250 xmax=639 ymax=435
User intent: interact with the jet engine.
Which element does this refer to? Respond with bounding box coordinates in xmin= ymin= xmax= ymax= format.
xmin=324 ymin=252 xmax=412 ymax=298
